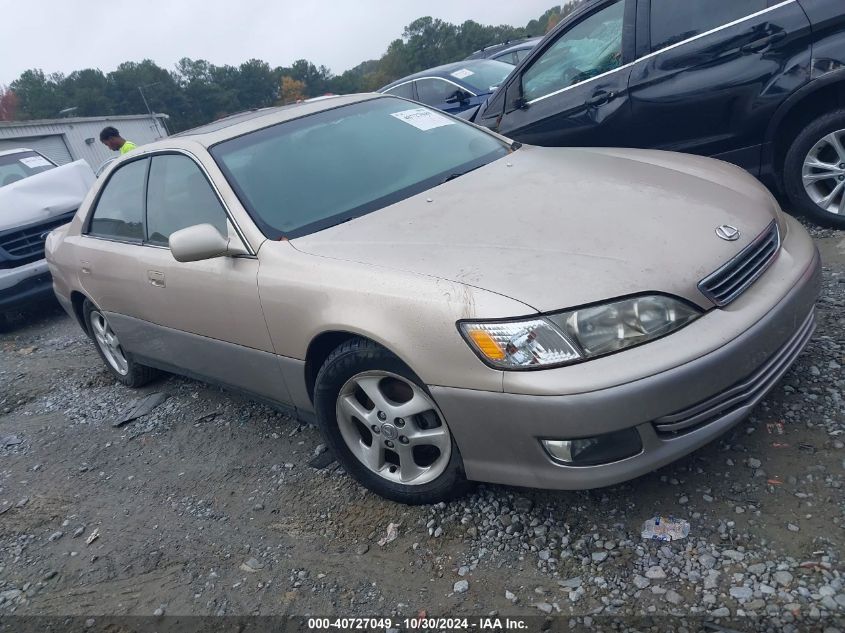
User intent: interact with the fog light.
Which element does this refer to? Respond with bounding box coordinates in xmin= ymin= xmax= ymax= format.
xmin=542 ymin=428 xmax=642 ymax=466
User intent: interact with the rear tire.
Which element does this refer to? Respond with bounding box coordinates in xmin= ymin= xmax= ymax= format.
xmin=313 ymin=337 xmax=470 ymax=505
xmin=83 ymin=299 xmax=158 ymax=387
xmin=783 ymin=109 xmax=845 ymax=229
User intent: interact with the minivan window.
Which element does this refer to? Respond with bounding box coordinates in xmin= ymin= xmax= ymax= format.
xmin=650 ymin=0 xmax=767 ymax=51
xmin=87 ymin=159 xmax=147 ymax=242
xmin=211 ymin=97 xmax=509 ymax=239
xmin=146 ymin=154 xmax=228 ymax=246
xmin=0 ymin=151 xmax=54 ymax=187
xmin=522 ymin=0 xmax=625 ymax=102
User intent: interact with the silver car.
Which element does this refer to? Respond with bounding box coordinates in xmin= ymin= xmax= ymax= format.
xmin=45 ymin=95 xmax=820 ymax=504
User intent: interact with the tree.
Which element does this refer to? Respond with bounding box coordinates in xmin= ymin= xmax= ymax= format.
xmin=278 ymin=76 xmax=306 ymax=105
xmin=0 ymin=86 xmax=19 ymax=121
xmin=10 ymin=69 xmax=63 ymax=119
xmin=63 ymin=69 xmax=112 ymax=116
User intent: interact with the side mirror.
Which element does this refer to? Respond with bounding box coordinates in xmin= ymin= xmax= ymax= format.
xmin=504 ymin=79 xmax=527 ymax=114
xmin=169 ymin=223 xmax=248 ymax=263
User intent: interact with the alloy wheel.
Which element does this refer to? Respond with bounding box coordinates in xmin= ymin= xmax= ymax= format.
xmin=89 ymin=311 xmax=129 ymax=376
xmin=802 ymin=129 xmax=845 ymax=216
xmin=335 ymin=371 xmax=451 ymax=485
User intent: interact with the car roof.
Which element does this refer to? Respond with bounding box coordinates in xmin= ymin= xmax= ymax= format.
xmin=492 ymin=37 xmax=543 ymax=57
xmin=465 ymin=36 xmax=537 ymax=60
xmin=0 ymin=147 xmax=35 ymax=158
xmin=379 ymin=60 xmax=508 ymax=92
xmin=123 ymin=93 xmax=386 ymax=152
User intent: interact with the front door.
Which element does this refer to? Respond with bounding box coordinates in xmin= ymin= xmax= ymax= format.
xmin=627 ymin=0 xmax=812 ymax=172
xmin=126 ymin=152 xmax=289 ymax=403
xmin=485 ymin=0 xmax=635 ymax=147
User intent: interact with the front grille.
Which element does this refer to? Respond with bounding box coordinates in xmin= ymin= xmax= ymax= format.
xmin=698 ymin=221 xmax=780 ymax=306
xmin=653 ymin=309 xmax=815 ymax=436
xmin=0 ymin=211 xmax=75 ymax=268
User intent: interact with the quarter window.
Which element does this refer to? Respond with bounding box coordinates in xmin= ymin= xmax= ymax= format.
xmin=650 ymin=0 xmax=767 ymax=50
xmin=145 ymin=154 xmax=228 ymax=246
xmin=384 ymin=82 xmax=415 ymax=99
xmin=87 ymin=158 xmax=147 ymax=242
xmin=522 ymin=0 xmax=625 ymax=102
xmin=415 ymin=78 xmax=460 ymax=105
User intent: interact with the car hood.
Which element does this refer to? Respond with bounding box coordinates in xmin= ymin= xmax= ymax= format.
xmin=291 ymin=145 xmax=780 ymax=313
xmin=0 ymin=160 xmax=95 ymax=232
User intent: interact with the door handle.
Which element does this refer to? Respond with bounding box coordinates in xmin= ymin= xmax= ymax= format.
xmin=741 ymin=30 xmax=786 ymax=53
xmin=585 ymin=91 xmax=615 ymax=107
xmin=147 ymin=270 xmax=166 ymax=288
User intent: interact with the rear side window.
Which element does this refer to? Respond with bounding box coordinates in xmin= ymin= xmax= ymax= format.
xmin=384 ymin=82 xmax=415 ymax=99
xmin=87 ymin=159 xmax=148 ymax=242
xmin=650 ymin=0 xmax=767 ymax=50
xmin=145 ymin=154 xmax=228 ymax=246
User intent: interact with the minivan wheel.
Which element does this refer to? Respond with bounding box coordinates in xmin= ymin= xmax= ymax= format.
xmin=82 ymin=299 xmax=158 ymax=387
xmin=783 ymin=109 xmax=845 ymax=229
xmin=314 ymin=338 xmax=470 ymax=504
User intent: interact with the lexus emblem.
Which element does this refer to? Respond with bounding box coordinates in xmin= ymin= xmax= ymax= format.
xmin=715 ymin=225 xmax=740 ymax=241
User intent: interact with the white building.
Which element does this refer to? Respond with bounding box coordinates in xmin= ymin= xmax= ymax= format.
xmin=0 ymin=114 xmax=169 ymax=169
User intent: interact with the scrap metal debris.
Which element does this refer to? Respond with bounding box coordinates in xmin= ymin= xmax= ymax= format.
xmin=113 ymin=393 xmax=169 ymax=427
xmin=1 ymin=435 xmax=22 ymax=448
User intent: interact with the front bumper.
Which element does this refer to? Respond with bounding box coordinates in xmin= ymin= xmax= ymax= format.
xmin=0 ymin=259 xmax=53 ymax=312
xmin=431 ymin=234 xmax=821 ymax=491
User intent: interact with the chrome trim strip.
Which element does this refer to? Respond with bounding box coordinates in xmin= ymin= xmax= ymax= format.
xmin=382 ymin=77 xmax=478 ymax=98
xmin=654 ymin=309 xmax=814 ymax=434
xmin=698 ymin=221 xmax=781 ymax=306
xmin=527 ymin=0 xmax=796 ymax=105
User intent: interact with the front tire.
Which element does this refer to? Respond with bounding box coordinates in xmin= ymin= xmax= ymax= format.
xmin=783 ymin=109 xmax=845 ymax=228
xmin=314 ymin=338 xmax=470 ymax=504
xmin=83 ymin=299 xmax=158 ymax=387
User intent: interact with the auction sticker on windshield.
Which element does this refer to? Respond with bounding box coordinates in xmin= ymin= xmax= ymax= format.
xmin=390 ymin=107 xmax=455 ymax=131
xmin=20 ymin=156 xmax=52 ymax=168
xmin=450 ymin=68 xmax=474 ymax=80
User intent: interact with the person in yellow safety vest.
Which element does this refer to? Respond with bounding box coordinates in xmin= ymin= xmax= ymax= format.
xmin=99 ymin=126 xmax=138 ymax=154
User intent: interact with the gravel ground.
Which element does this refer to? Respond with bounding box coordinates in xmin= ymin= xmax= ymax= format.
xmin=0 ymin=221 xmax=843 ymax=631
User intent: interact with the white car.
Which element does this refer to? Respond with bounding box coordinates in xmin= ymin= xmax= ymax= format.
xmin=0 ymin=148 xmax=94 ymax=326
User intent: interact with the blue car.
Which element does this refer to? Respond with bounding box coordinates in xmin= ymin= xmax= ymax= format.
xmin=378 ymin=60 xmax=513 ymax=115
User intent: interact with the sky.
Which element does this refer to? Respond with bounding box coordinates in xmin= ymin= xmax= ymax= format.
xmin=0 ymin=0 xmax=556 ymax=85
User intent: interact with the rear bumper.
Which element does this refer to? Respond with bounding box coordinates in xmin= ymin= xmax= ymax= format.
xmin=0 ymin=260 xmax=53 ymax=311
xmin=431 ymin=243 xmax=821 ymax=490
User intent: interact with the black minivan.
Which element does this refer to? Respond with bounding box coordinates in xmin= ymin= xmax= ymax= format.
xmin=473 ymin=0 xmax=845 ymax=227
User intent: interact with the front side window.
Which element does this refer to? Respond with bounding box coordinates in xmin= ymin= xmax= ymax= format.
xmin=384 ymin=82 xmax=415 ymax=99
xmin=87 ymin=158 xmax=147 ymax=242
xmin=211 ymin=97 xmax=510 ymax=239
xmin=415 ymin=78 xmax=459 ymax=105
xmin=650 ymin=0 xmax=767 ymax=50
xmin=0 ymin=151 xmax=54 ymax=187
xmin=522 ymin=0 xmax=625 ymax=102
xmin=145 ymin=154 xmax=228 ymax=246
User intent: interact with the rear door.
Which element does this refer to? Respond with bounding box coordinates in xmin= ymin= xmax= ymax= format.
xmin=627 ymin=0 xmax=813 ymax=172
xmin=481 ymin=0 xmax=636 ymax=147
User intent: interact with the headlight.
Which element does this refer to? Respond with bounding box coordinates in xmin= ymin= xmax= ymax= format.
xmin=460 ymin=318 xmax=581 ymax=369
xmin=460 ymin=295 xmax=699 ymax=370
xmin=548 ymin=295 xmax=700 ymax=357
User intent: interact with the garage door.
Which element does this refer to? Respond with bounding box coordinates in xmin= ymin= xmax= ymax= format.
xmin=0 ymin=135 xmax=73 ymax=165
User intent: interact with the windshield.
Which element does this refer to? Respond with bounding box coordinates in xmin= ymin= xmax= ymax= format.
xmin=211 ymin=97 xmax=510 ymax=238
xmin=455 ymin=60 xmax=514 ymax=93
xmin=0 ymin=151 xmax=55 ymax=188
